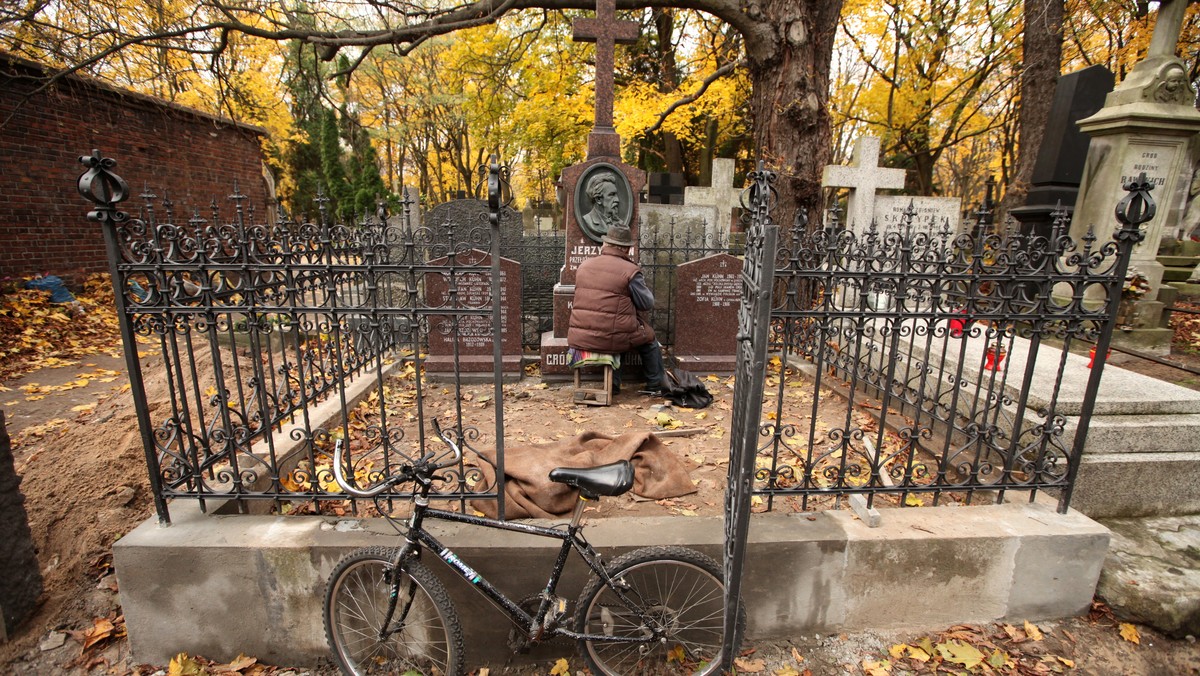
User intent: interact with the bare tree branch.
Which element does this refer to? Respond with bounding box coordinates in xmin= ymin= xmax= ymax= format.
xmin=645 ymin=58 xmax=741 ymax=135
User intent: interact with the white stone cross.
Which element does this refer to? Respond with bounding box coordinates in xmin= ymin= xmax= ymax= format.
xmin=822 ymin=137 xmax=906 ymax=233
xmin=684 ymin=158 xmax=742 ymax=246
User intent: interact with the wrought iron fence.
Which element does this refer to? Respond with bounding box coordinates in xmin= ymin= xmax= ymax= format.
xmin=752 ymin=187 xmax=1152 ymax=513
xmin=722 ymin=166 xmax=778 ymax=672
xmin=79 ymin=151 xmax=514 ymax=523
xmin=80 ymin=141 xmax=1151 ymax=525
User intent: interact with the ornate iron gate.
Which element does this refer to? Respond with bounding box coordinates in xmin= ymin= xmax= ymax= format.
xmin=722 ymin=165 xmax=779 ymax=671
xmin=721 ymin=172 xmax=1155 ymax=668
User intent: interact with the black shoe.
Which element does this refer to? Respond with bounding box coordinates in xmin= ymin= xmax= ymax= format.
xmin=612 ymin=384 xmax=621 ymax=395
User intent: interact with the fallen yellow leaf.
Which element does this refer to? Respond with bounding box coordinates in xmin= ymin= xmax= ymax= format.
xmin=1119 ymin=623 xmax=1140 ymax=645
xmin=168 ymin=653 xmax=203 ymax=676
xmin=667 ymin=644 xmax=686 ymax=663
xmin=734 ymin=657 xmax=766 ymax=673
xmin=937 ymin=640 xmax=984 ymax=669
xmin=218 ymin=653 xmax=257 ymax=671
xmin=1025 ymin=620 xmax=1044 ymax=641
xmin=549 ymin=657 xmax=571 ymax=675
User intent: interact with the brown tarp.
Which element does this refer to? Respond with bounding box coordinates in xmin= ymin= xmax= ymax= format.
xmin=470 ymin=431 xmax=696 ymax=519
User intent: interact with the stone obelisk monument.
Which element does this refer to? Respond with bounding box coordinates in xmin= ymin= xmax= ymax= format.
xmin=541 ymin=0 xmax=647 ymax=378
xmin=1071 ymin=0 xmax=1200 ymax=354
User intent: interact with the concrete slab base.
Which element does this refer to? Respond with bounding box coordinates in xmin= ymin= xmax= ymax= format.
xmin=113 ymin=502 xmax=1109 ymax=669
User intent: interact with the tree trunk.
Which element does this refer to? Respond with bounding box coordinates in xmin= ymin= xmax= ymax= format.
xmin=999 ymin=0 xmax=1064 ymax=218
xmin=744 ymin=0 xmax=844 ymax=232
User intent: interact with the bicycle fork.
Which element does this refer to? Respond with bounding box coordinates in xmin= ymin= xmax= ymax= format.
xmin=377 ymin=540 xmax=420 ymax=642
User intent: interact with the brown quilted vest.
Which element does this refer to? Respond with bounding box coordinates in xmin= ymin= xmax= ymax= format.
xmin=568 ymin=248 xmax=651 ymax=352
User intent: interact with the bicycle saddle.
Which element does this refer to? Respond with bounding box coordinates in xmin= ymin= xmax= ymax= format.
xmin=548 ymin=460 xmax=635 ymax=499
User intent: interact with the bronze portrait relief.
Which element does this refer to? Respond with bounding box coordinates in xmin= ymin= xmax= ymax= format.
xmin=574 ymin=163 xmax=633 ymax=243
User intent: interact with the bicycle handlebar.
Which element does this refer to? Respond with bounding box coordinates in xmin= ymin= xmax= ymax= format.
xmin=331 ymin=419 xmax=465 ymax=498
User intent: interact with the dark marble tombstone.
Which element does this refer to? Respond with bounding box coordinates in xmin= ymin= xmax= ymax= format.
xmin=0 ymin=412 xmax=42 ymax=640
xmin=673 ymin=253 xmax=741 ymax=374
xmin=647 ymin=173 xmax=687 ymax=205
xmin=1010 ymin=65 xmax=1114 ymax=237
xmin=424 ymin=249 xmax=523 ymax=381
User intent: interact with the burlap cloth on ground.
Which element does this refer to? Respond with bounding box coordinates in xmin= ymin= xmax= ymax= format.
xmin=469 ymin=431 xmax=696 ymax=519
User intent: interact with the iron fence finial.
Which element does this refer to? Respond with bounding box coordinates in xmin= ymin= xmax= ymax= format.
xmin=78 ymin=150 xmax=129 ymax=223
xmin=1114 ymin=172 xmax=1155 ymax=244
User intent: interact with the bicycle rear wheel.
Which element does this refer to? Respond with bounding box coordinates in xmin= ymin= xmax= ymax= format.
xmin=575 ymin=545 xmax=740 ymax=676
xmin=324 ymin=546 xmax=465 ymax=676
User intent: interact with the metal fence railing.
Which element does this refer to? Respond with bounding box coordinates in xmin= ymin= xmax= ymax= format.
xmin=748 ymin=187 xmax=1152 ymax=513
xmin=79 ymin=151 xmax=514 ymax=523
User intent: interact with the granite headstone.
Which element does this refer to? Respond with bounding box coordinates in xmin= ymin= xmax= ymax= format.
xmin=684 ymin=158 xmax=742 ymax=247
xmin=673 ymin=253 xmax=741 ymax=374
xmin=822 ymin=137 xmax=907 ymax=234
xmin=424 ymin=249 xmax=523 ymax=380
xmin=874 ymin=195 xmax=963 ymax=236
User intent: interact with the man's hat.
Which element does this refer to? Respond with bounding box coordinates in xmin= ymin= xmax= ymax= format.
xmin=601 ymin=224 xmax=634 ymax=247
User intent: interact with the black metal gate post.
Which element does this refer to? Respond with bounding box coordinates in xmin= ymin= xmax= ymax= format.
xmin=77 ymin=150 xmax=171 ymax=524
xmin=487 ymin=156 xmax=508 ymax=520
xmin=721 ymin=164 xmax=779 ymax=671
xmin=1060 ymin=173 xmax=1155 ymax=511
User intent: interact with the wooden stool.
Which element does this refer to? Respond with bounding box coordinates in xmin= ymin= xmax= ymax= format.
xmin=572 ymin=361 xmax=615 ymax=406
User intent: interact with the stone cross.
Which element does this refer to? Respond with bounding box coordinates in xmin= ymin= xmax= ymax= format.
xmin=822 ymin=137 xmax=906 ymax=232
xmin=685 ymin=158 xmax=742 ymax=246
xmin=573 ymin=0 xmax=638 ymax=131
xmin=1149 ymin=0 xmax=1188 ymax=58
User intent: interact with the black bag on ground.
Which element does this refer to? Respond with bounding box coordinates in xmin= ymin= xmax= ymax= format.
xmin=659 ymin=368 xmax=714 ymax=409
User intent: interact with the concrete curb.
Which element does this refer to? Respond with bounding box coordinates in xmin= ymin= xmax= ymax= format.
xmin=114 ymin=501 xmax=1109 ymax=668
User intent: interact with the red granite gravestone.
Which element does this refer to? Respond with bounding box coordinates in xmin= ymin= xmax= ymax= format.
xmin=424 ymin=249 xmax=522 ymax=380
xmin=673 ymin=253 xmax=742 ymax=374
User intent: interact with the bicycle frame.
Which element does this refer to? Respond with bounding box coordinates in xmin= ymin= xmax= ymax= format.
xmin=382 ymin=484 xmax=662 ymax=647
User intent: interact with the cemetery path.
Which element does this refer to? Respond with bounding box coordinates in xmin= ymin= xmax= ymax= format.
xmin=2 ymin=351 xmax=1200 ymax=674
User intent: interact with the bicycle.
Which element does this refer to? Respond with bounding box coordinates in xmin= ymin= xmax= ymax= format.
xmin=324 ymin=419 xmax=744 ymax=675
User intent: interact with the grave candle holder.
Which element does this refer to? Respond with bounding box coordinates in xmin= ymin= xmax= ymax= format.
xmin=983 ymin=345 xmax=1007 ymax=371
xmin=1087 ymin=346 xmax=1111 ymax=369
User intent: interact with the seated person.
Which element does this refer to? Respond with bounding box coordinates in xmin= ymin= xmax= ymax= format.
xmin=567 ymin=224 xmax=664 ymax=395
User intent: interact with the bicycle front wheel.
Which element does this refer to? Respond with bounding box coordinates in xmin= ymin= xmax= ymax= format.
xmin=324 ymin=546 xmax=465 ymax=676
xmin=575 ymin=545 xmax=739 ymax=676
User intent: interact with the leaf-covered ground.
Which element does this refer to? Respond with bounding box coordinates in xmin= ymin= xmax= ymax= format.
xmin=0 ymin=275 xmax=123 ymax=382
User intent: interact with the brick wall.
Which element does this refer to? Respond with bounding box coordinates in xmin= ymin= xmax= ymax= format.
xmin=0 ymin=53 xmax=271 ymax=286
